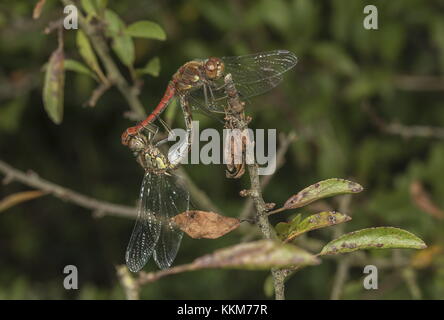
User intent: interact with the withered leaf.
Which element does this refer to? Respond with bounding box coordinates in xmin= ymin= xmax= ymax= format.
xmin=172 ymin=211 xmax=240 ymax=239
xmin=33 ymin=0 xmax=46 ymax=19
xmin=191 ymin=239 xmax=320 ymax=270
xmin=0 ymin=191 xmax=46 ymax=213
xmin=43 ymin=45 xmax=65 ymax=124
xmin=410 ymin=180 xmax=444 ymax=220
xmin=410 ymin=245 xmax=442 ymax=269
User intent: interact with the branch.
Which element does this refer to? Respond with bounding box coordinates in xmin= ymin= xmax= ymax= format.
xmin=363 ymin=101 xmax=444 ymax=140
xmin=0 ymin=159 xmax=136 ymax=218
xmin=222 ymin=74 xmax=288 ymax=300
xmin=61 ymin=0 xmax=146 ymax=119
xmin=116 ymin=265 xmax=140 ymax=300
xmin=239 ymin=131 xmax=296 ymax=220
xmin=329 ymin=194 xmax=352 ymax=300
xmin=395 ymin=75 xmax=444 ymax=91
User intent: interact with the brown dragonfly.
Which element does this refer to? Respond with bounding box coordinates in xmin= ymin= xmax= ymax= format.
xmin=121 ymin=50 xmax=298 ymax=146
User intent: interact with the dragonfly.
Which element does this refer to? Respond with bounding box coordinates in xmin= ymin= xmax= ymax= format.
xmin=125 ymin=129 xmax=192 ymax=272
xmin=121 ymin=50 xmax=298 ymax=146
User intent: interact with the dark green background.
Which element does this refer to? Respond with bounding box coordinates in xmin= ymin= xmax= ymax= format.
xmin=0 ymin=0 xmax=443 ymax=299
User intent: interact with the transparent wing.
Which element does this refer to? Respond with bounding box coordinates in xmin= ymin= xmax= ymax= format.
xmin=187 ymin=50 xmax=297 ymax=112
xmin=222 ymin=49 xmax=298 ymax=87
xmin=125 ymin=172 xmax=162 ymax=272
xmin=153 ymin=174 xmax=189 ymax=269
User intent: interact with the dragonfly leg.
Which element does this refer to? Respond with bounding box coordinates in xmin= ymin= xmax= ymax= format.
xmin=155 ymin=131 xmax=177 ymax=147
xmin=203 ymin=83 xmax=209 ymax=108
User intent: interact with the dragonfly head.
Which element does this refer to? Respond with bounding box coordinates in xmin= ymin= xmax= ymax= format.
xmin=204 ymin=57 xmax=224 ymax=80
xmin=127 ymin=134 xmax=148 ymax=154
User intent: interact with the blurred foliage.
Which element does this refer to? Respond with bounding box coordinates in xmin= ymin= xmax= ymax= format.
xmin=0 ymin=0 xmax=443 ymax=299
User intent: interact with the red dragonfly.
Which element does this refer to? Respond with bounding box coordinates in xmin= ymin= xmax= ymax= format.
xmin=121 ymin=50 xmax=298 ymax=145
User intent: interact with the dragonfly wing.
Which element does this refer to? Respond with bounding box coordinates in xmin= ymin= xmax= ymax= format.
xmin=188 ymin=50 xmax=297 ymax=113
xmin=125 ymin=172 xmax=162 ymax=272
xmin=153 ymin=174 xmax=189 ymax=269
xmin=187 ymin=92 xmax=226 ymax=121
xmin=222 ymin=50 xmax=297 ymax=98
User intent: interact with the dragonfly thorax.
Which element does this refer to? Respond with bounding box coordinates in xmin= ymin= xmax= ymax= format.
xmin=138 ymin=145 xmax=173 ymax=173
xmin=127 ymin=134 xmax=173 ymax=173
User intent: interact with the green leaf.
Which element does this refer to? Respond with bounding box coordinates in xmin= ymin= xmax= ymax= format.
xmin=76 ymin=30 xmax=106 ymax=82
xmin=320 ymin=227 xmax=427 ymax=256
xmin=260 ymin=0 xmax=290 ymax=33
xmin=312 ymin=43 xmax=358 ymax=76
xmin=96 ymin=0 xmax=108 ymax=10
xmin=263 ymin=275 xmax=274 ymax=298
xmin=191 ymin=240 xmax=320 ymax=270
xmin=136 ymin=56 xmax=160 ymax=77
xmin=276 ymin=214 xmax=302 ymax=239
xmin=165 ymin=96 xmax=179 ymax=123
xmin=102 ymin=9 xmax=135 ymax=66
xmin=43 ymin=46 xmax=65 ymax=124
xmin=126 ymin=21 xmax=166 ymax=40
xmin=111 ymin=34 xmax=135 ymax=67
xmin=281 ymin=178 xmax=363 ymax=211
xmin=81 ymin=0 xmax=97 ymax=16
xmin=277 ymin=211 xmax=352 ymax=242
xmin=64 ymin=59 xmax=97 ymax=80
xmin=0 ymin=97 xmax=27 ymax=133
xmin=81 ymin=0 xmax=107 ymax=17
xmin=104 ymin=9 xmax=125 ymax=36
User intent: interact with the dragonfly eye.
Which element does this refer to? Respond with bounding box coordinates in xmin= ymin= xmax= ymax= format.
xmin=205 ymin=57 xmax=223 ymax=80
xmin=216 ymin=61 xmax=224 ymax=77
xmin=128 ymin=135 xmax=146 ymax=152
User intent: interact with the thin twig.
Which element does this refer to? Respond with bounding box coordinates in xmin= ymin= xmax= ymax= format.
xmin=330 ymin=255 xmax=351 ymax=300
xmin=61 ymin=0 xmax=146 ymax=119
xmin=239 ymin=131 xmax=297 ymax=220
xmin=363 ymin=101 xmax=444 ymax=140
xmin=116 ymin=265 xmax=140 ymax=300
xmin=401 ymin=267 xmax=423 ymax=300
xmin=329 ymin=194 xmax=352 ymax=300
xmin=395 ymin=75 xmax=444 ymax=91
xmin=85 ymin=81 xmax=112 ymax=107
xmin=0 ymin=159 xmax=136 ymax=218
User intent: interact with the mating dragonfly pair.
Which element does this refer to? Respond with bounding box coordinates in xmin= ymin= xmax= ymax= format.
xmin=124 ymin=50 xmax=298 ymax=272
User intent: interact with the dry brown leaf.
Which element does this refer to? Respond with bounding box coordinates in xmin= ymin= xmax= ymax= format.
xmin=191 ymin=239 xmax=320 ymax=270
xmin=172 ymin=210 xmax=240 ymax=239
xmin=410 ymin=245 xmax=442 ymax=269
xmin=410 ymin=180 xmax=444 ymax=220
xmin=33 ymin=0 xmax=46 ymax=19
xmin=0 ymin=190 xmax=46 ymax=212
